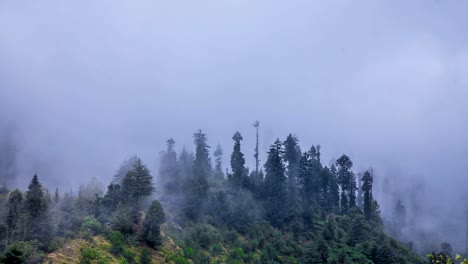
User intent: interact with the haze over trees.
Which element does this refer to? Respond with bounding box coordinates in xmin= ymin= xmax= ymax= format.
xmin=0 ymin=126 xmax=445 ymax=263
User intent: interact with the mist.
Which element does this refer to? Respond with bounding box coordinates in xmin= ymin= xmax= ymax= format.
xmin=1 ymin=0 xmax=467 ymax=253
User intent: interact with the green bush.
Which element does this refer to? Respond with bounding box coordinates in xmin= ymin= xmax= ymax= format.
xmin=109 ymin=231 xmax=125 ymax=255
xmin=81 ymin=216 xmax=102 ymax=235
xmin=79 ymin=246 xmax=109 ymax=264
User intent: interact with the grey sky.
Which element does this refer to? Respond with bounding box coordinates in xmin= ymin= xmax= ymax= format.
xmin=1 ymin=0 xmax=468 ymax=247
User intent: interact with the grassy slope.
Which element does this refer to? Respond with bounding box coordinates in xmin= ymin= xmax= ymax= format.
xmin=44 ymin=233 xmax=181 ymax=264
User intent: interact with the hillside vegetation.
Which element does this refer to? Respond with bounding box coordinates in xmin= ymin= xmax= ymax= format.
xmin=0 ymin=130 xmax=441 ymax=263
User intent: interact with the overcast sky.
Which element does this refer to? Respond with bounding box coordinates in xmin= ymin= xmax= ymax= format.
xmin=1 ymin=0 xmax=467 ymax=238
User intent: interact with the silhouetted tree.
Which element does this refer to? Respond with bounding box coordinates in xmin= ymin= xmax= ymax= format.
xmin=283 ymin=134 xmax=301 ymax=209
xmin=264 ymin=139 xmax=287 ymax=226
xmin=230 ymin=132 xmax=247 ymax=188
xmin=336 ymin=154 xmax=354 ymax=212
xmin=361 ymin=170 xmax=373 ymax=220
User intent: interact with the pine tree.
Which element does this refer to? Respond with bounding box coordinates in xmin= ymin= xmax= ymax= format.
xmin=25 ymin=174 xmax=47 ymax=219
xmin=178 ymin=147 xmax=194 ymax=180
xmin=141 ymin=200 xmax=166 ymax=248
xmin=349 ymin=172 xmax=357 ymax=208
xmin=361 ymin=170 xmax=373 ymax=220
xmin=113 ymin=156 xmax=138 ymax=184
xmin=6 ymin=189 xmax=23 ymax=243
xmin=213 ymin=144 xmax=225 ymax=180
xmin=54 ymin=187 xmax=60 ymax=204
xmin=159 ymin=138 xmax=180 ymax=198
xmin=184 ymin=130 xmax=210 ymax=219
xmin=309 ymin=145 xmax=323 ymax=205
xmin=24 ymin=174 xmax=51 ymax=242
xmin=329 ymin=165 xmax=340 ymax=214
xmin=264 ymin=139 xmax=287 ymax=226
xmin=298 ymin=151 xmax=312 ymax=205
xmin=283 ymin=134 xmax=301 ymax=208
xmin=230 ymin=132 xmax=247 ymax=188
xmin=336 ymin=154 xmax=353 ymax=212
xmin=121 ymin=159 xmax=154 ymax=207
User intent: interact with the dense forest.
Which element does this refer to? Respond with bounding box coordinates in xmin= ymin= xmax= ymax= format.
xmin=0 ymin=128 xmax=463 ymax=263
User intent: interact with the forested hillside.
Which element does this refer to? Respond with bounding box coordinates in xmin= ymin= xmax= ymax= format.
xmin=0 ymin=129 xmax=454 ymax=263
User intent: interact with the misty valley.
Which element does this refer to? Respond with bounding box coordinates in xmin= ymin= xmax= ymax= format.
xmin=1 ymin=1 xmax=467 ymax=263
xmin=0 ymin=128 xmax=464 ymax=263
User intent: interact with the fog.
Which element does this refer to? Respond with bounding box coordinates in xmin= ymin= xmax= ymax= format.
xmin=1 ymin=0 xmax=467 ymax=252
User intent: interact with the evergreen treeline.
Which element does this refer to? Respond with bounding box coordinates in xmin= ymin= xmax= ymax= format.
xmin=0 ymin=129 xmax=434 ymax=263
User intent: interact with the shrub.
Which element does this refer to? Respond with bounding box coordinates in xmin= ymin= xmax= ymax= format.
xmin=110 ymin=231 xmax=125 ymax=255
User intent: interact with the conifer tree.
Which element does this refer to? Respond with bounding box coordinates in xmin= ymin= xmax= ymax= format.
xmin=309 ymin=145 xmax=323 ymax=205
xmin=184 ymin=130 xmax=210 ymax=219
xmin=159 ymin=138 xmax=180 ymax=197
xmin=361 ymin=170 xmax=373 ymax=220
xmin=113 ymin=156 xmax=138 ymax=184
xmin=230 ymin=132 xmax=247 ymax=188
xmin=121 ymin=159 xmax=154 ymax=207
xmin=264 ymin=139 xmax=287 ymax=226
xmin=141 ymin=200 xmax=166 ymax=248
xmin=6 ymin=189 xmax=23 ymax=243
xmin=54 ymin=187 xmax=59 ymax=204
xmin=24 ymin=174 xmax=51 ymax=242
xmin=213 ymin=144 xmax=225 ymax=180
xmin=336 ymin=154 xmax=353 ymax=212
xmin=298 ymin=151 xmax=312 ymax=205
xmin=329 ymin=165 xmax=340 ymax=214
xmin=178 ymin=147 xmax=194 ymax=180
xmin=283 ymin=134 xmax=301 ymax=208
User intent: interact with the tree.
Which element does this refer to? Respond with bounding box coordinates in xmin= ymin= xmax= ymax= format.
xmin=297 ymin=151 xmax=312 ymax=205
xmin=283 ymin=134 xmax=301 ymax=209
xmin=184 ymin=130 xmax=210 ymax=219
xmin=230 ymin=132 xmax=247 ymax=188
xmin=213 ymin=144 xmax=225 ymax=180
xmin=159 ymin=138 xmax=180 ymax=198
xmin=103 ymin=183 xmax=123 ymax=211
xmin=263 ymin=139 xmax=287 ymax=226
xmin=6 ymin=189 xmax=23 ymax=244
xmin=361 ymin=170 xmax=373 ymax=220
xmin=121 ymin=158 xmax=154 ymax=207
xmin=53 ymin=187 xmax=60 ymax=204
xmin=141 ymin=200 xmax=166 ymax=248
xmin=113 ymin=156 xmax=138 ymax=184
xmin=253 ymin=121 xmax=260 ymax=180
xmin=301 ymin=242 xmax=324 ymax=264
xmin=336 ymin=154 xmax=354 ymax=212
xmin=309 ymin=145 xmax=323 ymax=206
xmin=329 ymin=165 xmax=340 ymax=214
xmin=178 ymin=147 xmax=194 ymax=180
xmin=24 ymin=174 xmax=51 ymax=242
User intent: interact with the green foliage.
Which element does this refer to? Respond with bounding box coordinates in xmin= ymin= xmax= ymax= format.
xmin=109 ymin=231 xmax=125 ymax=255
xmin=111 ymin=203 xmax=138 ymax=235
xmin=81 ymin=216 xmax=102 ymax=236
xmin=139 ymin=248 xmax=152 ymax=264
xmin=141 ymin=200 xmax=166 ymax=248
xmin=121 ymin=158 xmax=154 ymax=207
xmin=0 ymin=241 xmax=44 ymax=264
xmin=79 ymin=246 xmax=109 ymax=264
